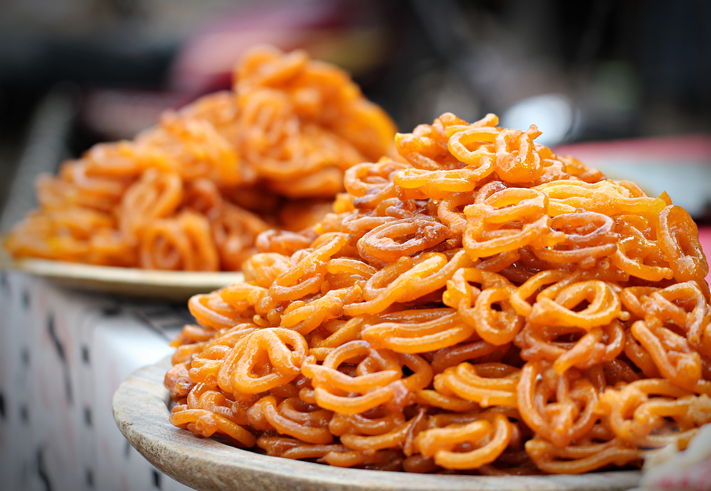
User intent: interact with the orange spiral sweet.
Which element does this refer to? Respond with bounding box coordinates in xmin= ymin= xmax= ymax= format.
xmin=3 ymin=45 xmax=396 ymax=270
xmin=164 ymin=111 xmax=711 ymax=476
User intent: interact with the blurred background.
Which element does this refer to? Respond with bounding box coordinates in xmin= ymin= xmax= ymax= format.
xmin=0 ymin=0 xmax=710 ymax=224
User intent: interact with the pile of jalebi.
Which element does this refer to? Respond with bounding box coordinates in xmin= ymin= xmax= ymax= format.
xmin=164 ymin=112 xmax=711 ymax=475
xmin=3 ymin=45 xmax=395 ymax=270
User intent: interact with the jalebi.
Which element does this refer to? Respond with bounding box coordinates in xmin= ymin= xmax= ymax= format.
xmin=3 ymin=45 xmax=396 ymax=270
xmin=165 ymin=111 xmax=711 ymax=475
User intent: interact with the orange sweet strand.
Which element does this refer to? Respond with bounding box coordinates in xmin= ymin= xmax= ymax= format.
xmin=163 ymin=111 xmax=711 ymax=475
xmin=3 ymin=45 xmax=396 ymax=270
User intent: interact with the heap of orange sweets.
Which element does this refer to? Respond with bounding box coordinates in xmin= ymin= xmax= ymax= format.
xmin=3 ymin=46 xmax=396 ymax=270
xmin=165 ymin=112 xmax=711 ymax=475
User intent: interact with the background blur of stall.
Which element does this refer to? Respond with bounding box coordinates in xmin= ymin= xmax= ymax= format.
xmin=0 ymin=1 xmax=710 ymax=490
xmin=1 ymin=0 xmax=710 ymax=224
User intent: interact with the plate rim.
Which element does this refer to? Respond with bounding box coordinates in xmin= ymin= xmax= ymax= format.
xmin=3 ymin=255 xmax=245 ymax=287
xmin=112 ymin=357 xmax=642 ymax=491
xmin=1 ymin=246 xmax=245 ymax=301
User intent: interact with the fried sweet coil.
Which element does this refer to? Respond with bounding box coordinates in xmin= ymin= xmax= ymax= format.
xmin=362 ymin=309 xmax=474 ymax=353
xmin=220 ymin=328 xmax=308 ymax=394
xmin=140 ymin=211 xmax=220 ymax=271
xmin=595 ymin=378 xmax=711 ymax=449
xmin=658 ymin=205 xmax=710 ymax=299
xmin=4 ymin=45 xmax=396 ymax=270
xmin=165 ymin=111 xmax=711 ymax=475
xmin=301 ymin=341 xmax=410 ymax=415
xmin=414 ymin=410 xmax=514 ymax=470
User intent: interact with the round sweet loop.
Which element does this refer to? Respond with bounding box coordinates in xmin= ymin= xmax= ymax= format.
xmin=301 ymin=340 xmax=407 ymax=415
xmin=119 ymin=169 xmax=183 ymax=239
xmin=188 ymin=291 xmax=244 ymax=330
xmin=464 ymin=213 xmax=563 ymax=260
xmin=394 ymin=163 xmax=496 ymax=199
xmin=170 ymin=406 xmax=256 ymax=447
xmin=516 ymin=321 xmax=625 ymax=374
xmin=525 ymin=437 xmax=639 ymax=474
xmin=494 ymin=127 xmax=545 ymax=183
xmin=467 ymin=187 xmax=548 ymax=224
xmin=140 ymin=211 xmax=219 ymax=271
xmin=436 ymin=362 xmax=520 ymax=408
xmin=344 ymin=253 xmax=450 ymax=316
xmin=517 ymin=361 xmax=599 ymax=448
xmin=395 ymin=126 xmax=461 ymax=171
xmin=268 ymin=235 xmax=347 ymax=301
xmin=437 ymin=192 xmax=478 ymax=236
xmin=357 ymin=217 xmax=449 ymax=265
xmin=596 ymin=378 xmax=708 ymax=448
xmin=248 ymin=395 xmax=333 ymax=444
xmin=447 ymin=126 xmax=498 ymax=165
xmin=630 ymin=320 xmax=702 ymax=392
xmin=531 ymin=212 xmax=618 ymax=267
xmin=219 ymin=328 xmax=308 ymax=394
xmin=414 ymin=412 xmax=513 ymax=470
xmin=344 ymin=160 xmax=409 ymax=204
xmin=528 ymin=280 xmax=622 ymax=329
xmin=362 ymin=310 xmax=474 ymax=353
xmin=658 ymin=205 xmax=710 ymax=300
xmin=535 ymin=180 xmax=667 ymax=217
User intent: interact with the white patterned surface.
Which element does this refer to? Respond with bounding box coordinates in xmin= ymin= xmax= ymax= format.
xmin=0 ymin=271 xmax=194 ymax=491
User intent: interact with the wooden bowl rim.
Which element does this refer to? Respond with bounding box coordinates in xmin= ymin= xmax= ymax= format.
xmin=112 ymin=357 xmax=641 ymax=491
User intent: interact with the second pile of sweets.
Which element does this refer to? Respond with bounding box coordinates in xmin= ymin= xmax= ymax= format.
xmin=3 ymin=46 xmax=396 ymax=270
xmin=165 ymin=112 xmax=711 ymax=475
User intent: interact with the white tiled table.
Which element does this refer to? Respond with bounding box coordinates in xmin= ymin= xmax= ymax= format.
xmin=0 ymin=272 xmax=193 ymax=491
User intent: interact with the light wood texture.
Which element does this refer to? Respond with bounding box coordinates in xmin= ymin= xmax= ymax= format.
xmin=1 ymin=249 xmax=243 ymax=302
xmin=113 ymin=357 xmax=641 ymax=491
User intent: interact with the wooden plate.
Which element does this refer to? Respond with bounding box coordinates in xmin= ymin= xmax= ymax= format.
xmin=1 ymin=250 xmax=243 ymax=302
xmin=113 ymin=357 xmax=641 ymax=491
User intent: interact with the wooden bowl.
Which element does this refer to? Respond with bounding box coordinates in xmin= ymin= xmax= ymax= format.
xmin=112 ymin=357 xmax=641 ymax=491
